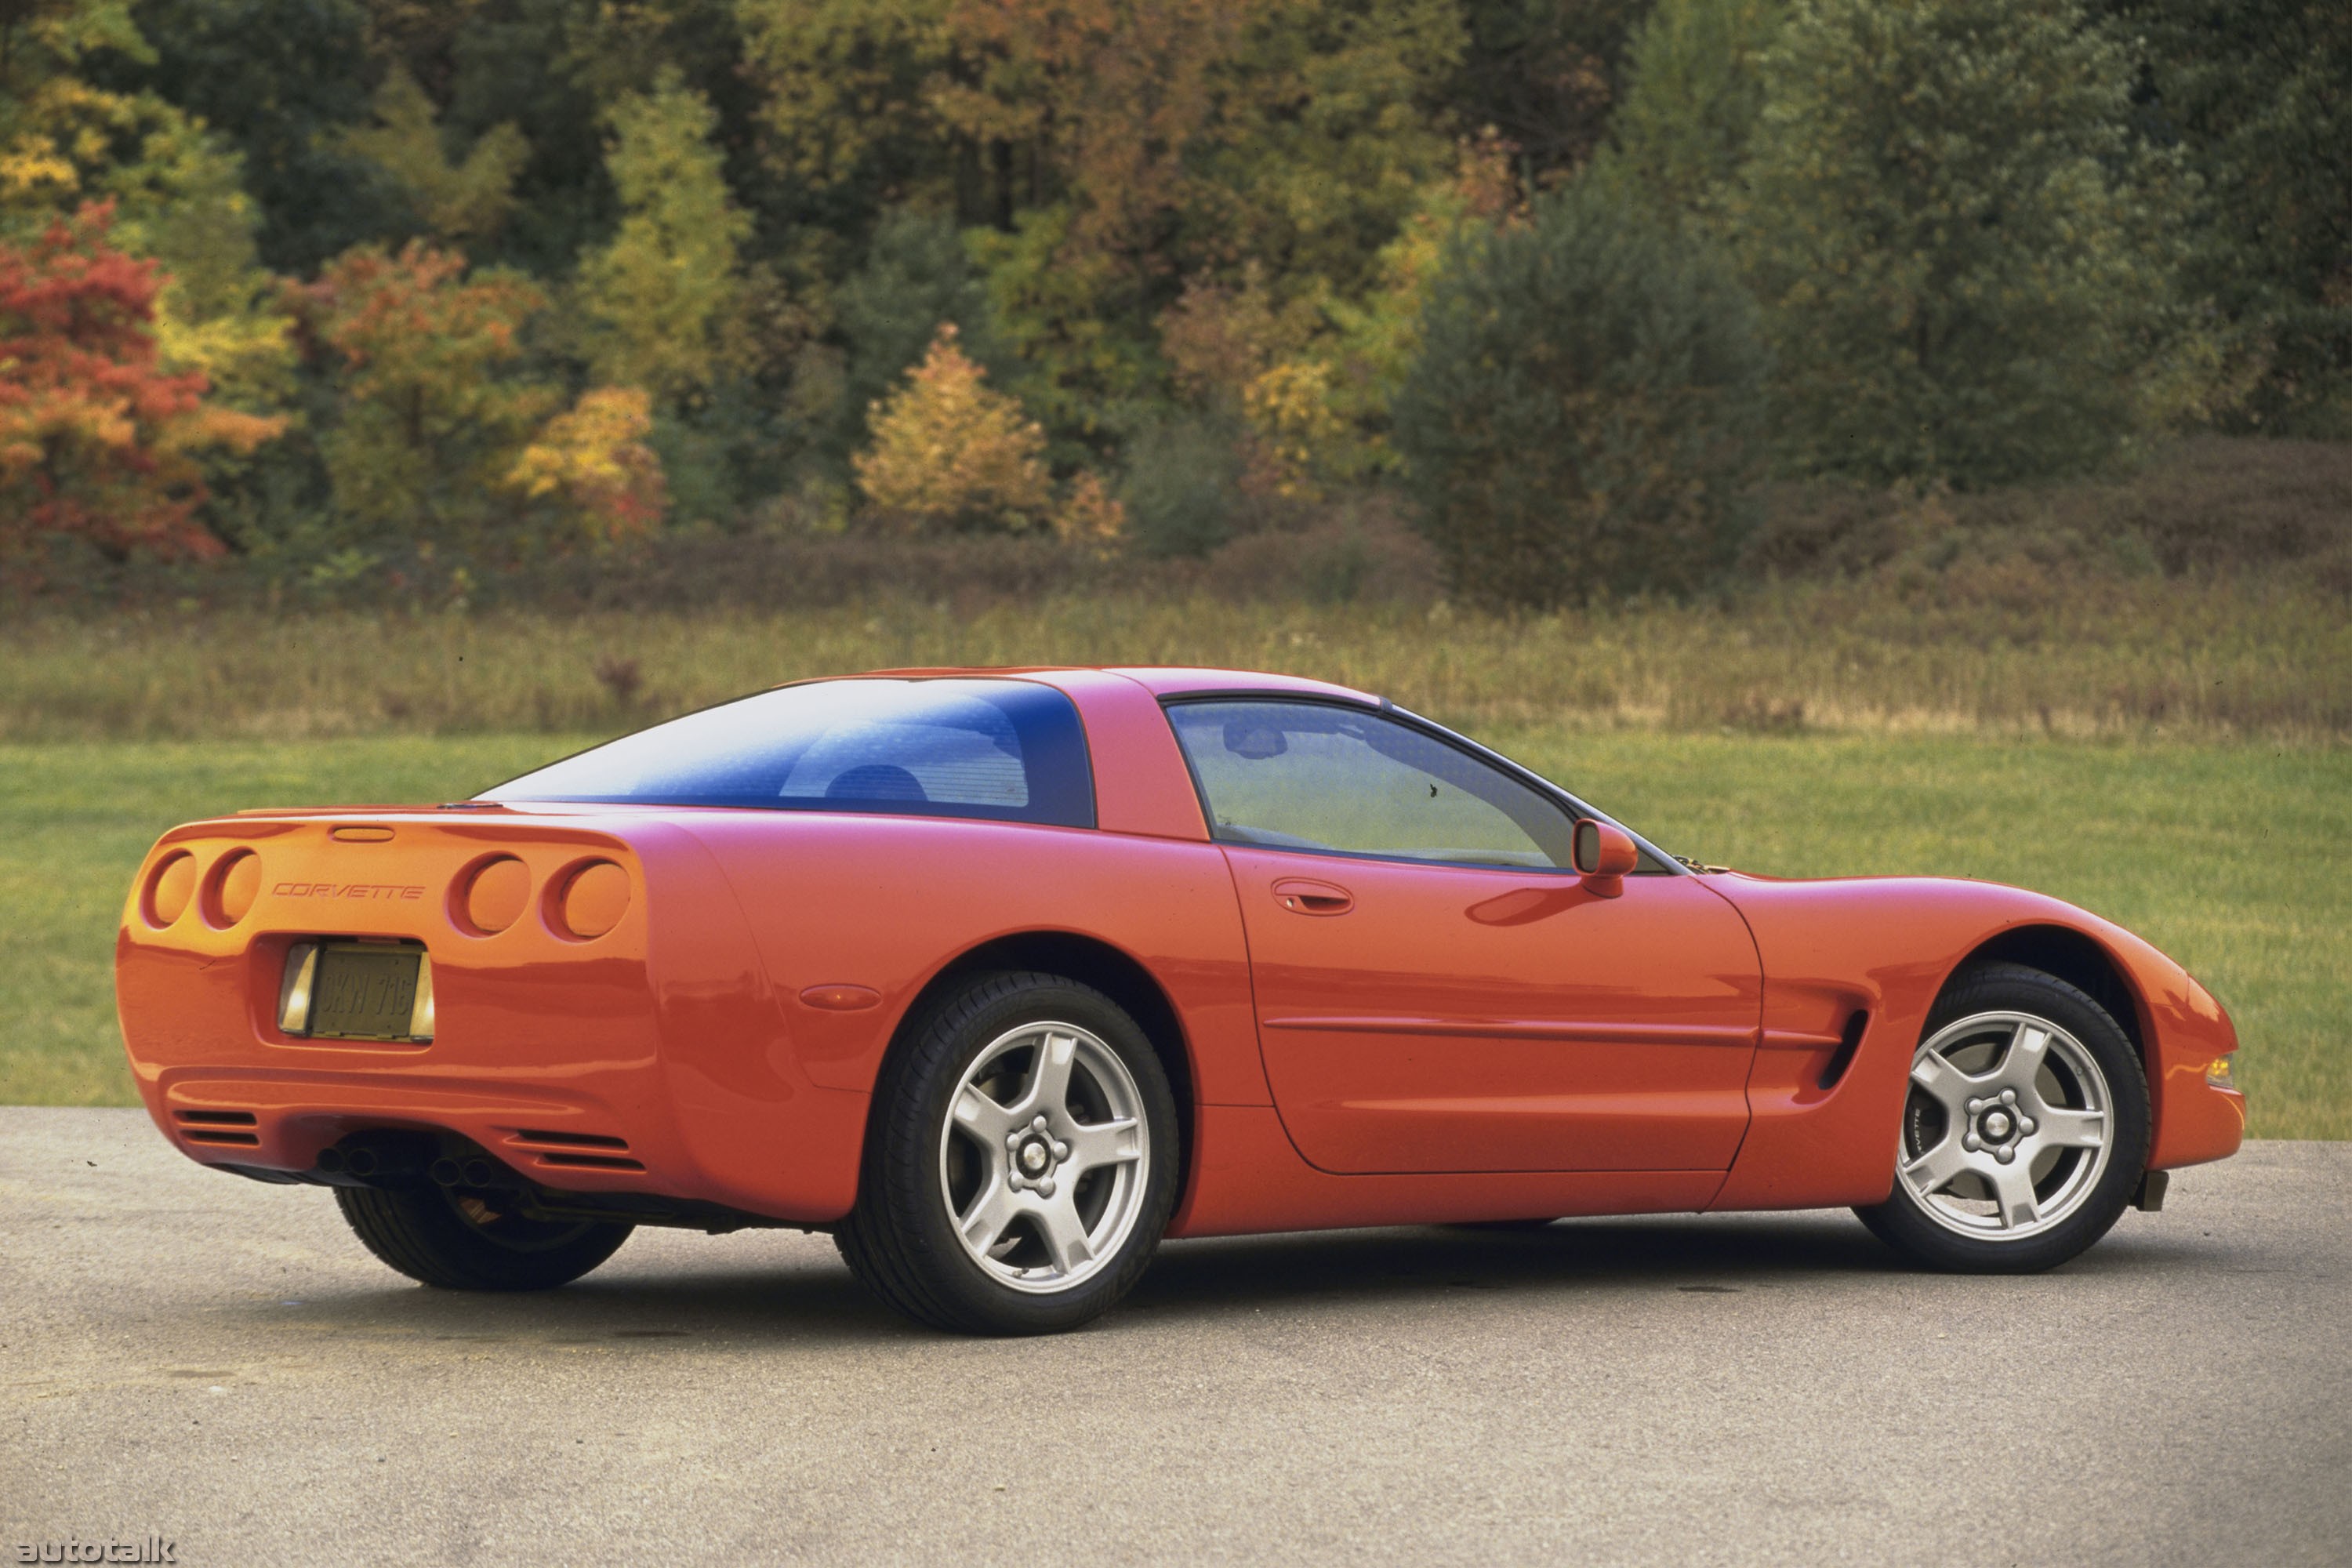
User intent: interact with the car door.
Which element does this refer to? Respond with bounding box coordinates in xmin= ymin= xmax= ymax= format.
xmin=1165 ymin=699 xmax=1761 ymax=1175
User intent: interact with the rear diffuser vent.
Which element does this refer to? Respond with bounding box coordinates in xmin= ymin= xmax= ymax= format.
xmin=505 ymin=1127 xmax=645 ymax=1173
xmin=512 ymin=1127 xmax=629 ymax=1150
xmin=535 ymin=1152 xmax=647 ymax=1171
xmin=175 ymin=1109 xmax=261 ymax=1147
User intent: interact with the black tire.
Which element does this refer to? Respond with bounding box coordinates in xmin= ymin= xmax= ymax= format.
xmin=836 ymin=971 xmax=1181 ymax=1335
xmin=336 ymin=1184 xmax=632 ymax=1291
xmin=1855 ymin=961 xmax=2151 ymax=1274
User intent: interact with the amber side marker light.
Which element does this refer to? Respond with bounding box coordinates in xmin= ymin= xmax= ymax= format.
xmin=456 ymin=855 xmax=532 ymax=935
xmin=143 ymin=851 xmax=196 ymax=928
xmin=2205 ymin=1056 xmax=2238 ymax=1091
xmin=554 ymin=860 xmax=630 ymax=940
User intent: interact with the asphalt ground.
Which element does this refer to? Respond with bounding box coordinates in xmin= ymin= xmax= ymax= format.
xmin=2 ymin=1108 xmax=2343 ymax=1566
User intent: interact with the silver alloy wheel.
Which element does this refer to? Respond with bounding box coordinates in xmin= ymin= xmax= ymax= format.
xmin=1896 ymin=1010 xmax=2114 ymax=1240
xmin=937 ymin=1020 xmax=1149 ymax=1294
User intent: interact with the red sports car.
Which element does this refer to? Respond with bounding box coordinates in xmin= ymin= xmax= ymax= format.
xmin=117 ymin=667 xmax=2245 ymax=1333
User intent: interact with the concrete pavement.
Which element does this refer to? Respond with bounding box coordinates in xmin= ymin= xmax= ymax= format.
xmin=3 ymin=1107 xmax=2344 ymax=1566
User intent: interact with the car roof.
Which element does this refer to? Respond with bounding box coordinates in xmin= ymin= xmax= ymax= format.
xmin=819 ymin=666 xmax=1383 ymax=706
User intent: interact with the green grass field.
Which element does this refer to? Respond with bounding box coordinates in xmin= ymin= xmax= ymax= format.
xmin=5 ymin=729 xmax=2340 ymax=1137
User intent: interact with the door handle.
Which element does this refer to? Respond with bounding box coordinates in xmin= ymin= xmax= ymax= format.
xmin=1272 ymin=878 xmax=1354 ymax=916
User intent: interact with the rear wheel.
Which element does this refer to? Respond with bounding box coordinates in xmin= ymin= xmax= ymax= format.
xmin=1856 ymin=962 xmax=2149 ymax=1273
xmin=336 ymin=1184 xmax=631 ymax=1291
xmin=836 ymin=971 xmax=1179 ymax=1334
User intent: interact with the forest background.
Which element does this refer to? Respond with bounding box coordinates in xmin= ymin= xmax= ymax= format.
xmin=2 ymin=0 xmax=2347 ymax=605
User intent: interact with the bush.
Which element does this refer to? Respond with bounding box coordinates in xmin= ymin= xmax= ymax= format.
xmin=1742 ymin=0 xmax=2193 ymax=486
xmin=1391 ymin=181 xmax=1767 ymax=608
xmin=1738 ymin=436 xmax=2352 ymax=583
xmin=1119 ymin=418 xmax=1244 ymax=557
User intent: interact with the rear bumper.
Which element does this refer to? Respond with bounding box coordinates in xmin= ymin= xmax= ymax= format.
xmin=149 ymin=1068 xmax=670 ymax=1191
xmin=116 ymin=814 xmax=868 ymax=1224
xmin=125 ymin=966 xmax=868 ymax=1225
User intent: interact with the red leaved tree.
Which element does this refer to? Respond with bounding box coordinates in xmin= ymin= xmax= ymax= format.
xmin=0 ymin=202 xmax=281 ymax=564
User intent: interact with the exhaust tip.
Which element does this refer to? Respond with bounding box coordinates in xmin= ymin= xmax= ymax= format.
xmin=461 ymin=1158 xmax=495 ymax=1186
xmin=429 ymin=1158 xmax=464 ymax=1187
xmin=344 ymin=1148 xmax=380 ymax=1178
xmin=315 ymin=1147 xmax=347 ymax=1174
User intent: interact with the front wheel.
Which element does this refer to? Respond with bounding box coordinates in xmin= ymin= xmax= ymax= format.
xmin=837 ymin=971 xmax=1179 ymax=1334
xmin=1856 ymin=962 xmax=2151 ymax=1273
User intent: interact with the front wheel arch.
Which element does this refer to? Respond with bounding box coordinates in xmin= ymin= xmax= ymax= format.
xmin=1944 ymin=924 xmax=2154 ymax=1089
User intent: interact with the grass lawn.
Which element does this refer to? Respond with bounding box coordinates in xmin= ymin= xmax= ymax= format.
xmin=3 ymin=730 xmax=2342 ymax=1138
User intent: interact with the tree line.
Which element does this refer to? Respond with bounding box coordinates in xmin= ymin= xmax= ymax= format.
xmin=1 ymin=0 xmax=2343 ymax=604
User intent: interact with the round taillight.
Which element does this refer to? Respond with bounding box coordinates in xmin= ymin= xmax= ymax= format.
xmin=143 ymin=851 xmax=196 ymax=928
xmin=555 ymin=861 xmax=630 ymax=940
xmin=202 ymin=849 xmax=261 ymax=927
xmin=457 ymin=856 xmax=532 ymax=935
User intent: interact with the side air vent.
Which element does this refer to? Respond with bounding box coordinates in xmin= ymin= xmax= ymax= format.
xmin=1818 ymin=1011 xmax=1869 ymax=1091
xmin=174 ymin=1109 xmax=261 ymax=1147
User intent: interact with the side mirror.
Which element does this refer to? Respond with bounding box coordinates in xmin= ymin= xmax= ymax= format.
xmin=1572 ymin=818 xmax=1638 ymax=897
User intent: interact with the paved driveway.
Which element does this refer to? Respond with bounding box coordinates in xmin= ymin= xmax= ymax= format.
xmin=2 ymin=1108 xmax=2343 ymax=1566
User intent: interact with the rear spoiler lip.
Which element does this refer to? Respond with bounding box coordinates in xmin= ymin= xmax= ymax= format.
xmin=153 ymin=813 xmax=643 ymax=852
xmin=224 ymin=800 xmax=688 ymax=820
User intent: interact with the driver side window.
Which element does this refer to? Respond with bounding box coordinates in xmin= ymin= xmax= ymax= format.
xmin=1166 ymin=700 xmax=1577 ymax=870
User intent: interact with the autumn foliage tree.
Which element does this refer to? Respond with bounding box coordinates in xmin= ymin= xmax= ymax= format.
xmin=292 ymin=240 xmax=668 ymax=555
xmin=289 ymin=240 xmax=552 ymax=546
xmin=506 ymin=386 xmax=667 ymax=544
xmin=854 ymin=321 xmax=1121 ymax=543
xmin=855 ymin=322 xmax=1054 ymax=531
xmin=574 ymin=70 xmax=748 ymax=406
xmin=0 ymin=202 xmax=281 ymax=564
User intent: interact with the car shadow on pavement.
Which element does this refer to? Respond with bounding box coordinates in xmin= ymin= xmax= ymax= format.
xmin=193 ymin=1208 xmax=2190 ymax=1348
xmin=1124 ymin=1207 xmax=2191 ymax=1322
xmin=1129 ymin=1211 xmax=1896 ymax=1316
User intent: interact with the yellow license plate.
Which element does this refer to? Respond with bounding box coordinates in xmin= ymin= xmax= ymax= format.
xmin=280 ymin=942 xmax=434 ymax=1043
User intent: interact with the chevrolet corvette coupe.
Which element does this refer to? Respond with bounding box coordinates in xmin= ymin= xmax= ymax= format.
xmin=117 ymin=667 xmax=2245 ymax=1333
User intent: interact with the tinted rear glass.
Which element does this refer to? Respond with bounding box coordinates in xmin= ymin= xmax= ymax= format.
xmin=482 ymin=679 xmax=1094 ymax=827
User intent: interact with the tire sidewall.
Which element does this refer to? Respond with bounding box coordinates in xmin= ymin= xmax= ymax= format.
xmin=338 ymin=1183 xmax=631 ymax=1290
xmin=872 ymin=974 xmax=1180 ymax=1334
xmin=1860 ymin=964 xmax=2152 ymax=1273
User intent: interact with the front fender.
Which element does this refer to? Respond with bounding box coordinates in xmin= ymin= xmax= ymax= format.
xmin=1701 ymin=875 xmax=2244 ymax=1214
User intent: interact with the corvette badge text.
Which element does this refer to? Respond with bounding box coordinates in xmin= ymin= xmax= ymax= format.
xmin=272 ymin=882 xmax=424 ymax=901
xmin=13 ymin=1537 xmax=176 ymax=1564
